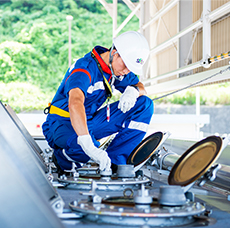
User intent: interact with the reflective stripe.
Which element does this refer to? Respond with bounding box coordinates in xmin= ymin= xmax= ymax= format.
xmin=62 ymin=149 xmax=75 ymax=162
xmin=87 ymin=81 xmax=104 ymax=94
xmin=128 ymin=120 xmax=149 ymax=132
xmin=69 ymin=62 xmax=75 ymax=72
xmin=49 ymin=105 xmax=70 ymax=118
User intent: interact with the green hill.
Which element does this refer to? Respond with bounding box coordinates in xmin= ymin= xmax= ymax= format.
xmin=0 ymin=0 xmax=138 ymax=112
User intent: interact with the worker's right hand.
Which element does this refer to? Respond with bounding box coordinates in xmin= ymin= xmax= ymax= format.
xmin=77 ymin=134 xmax=111 ymax=171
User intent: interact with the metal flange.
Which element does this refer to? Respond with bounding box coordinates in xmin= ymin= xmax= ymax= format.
xmin=69 ymin=199 xmax=205 ymax=227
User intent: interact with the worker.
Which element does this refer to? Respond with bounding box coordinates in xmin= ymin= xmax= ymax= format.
xmin=42 ymin=31 xmax=154 ymax=175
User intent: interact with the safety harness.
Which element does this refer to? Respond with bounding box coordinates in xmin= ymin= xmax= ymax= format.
xmin=91 ymin=51 xmax=113 ymax=100
xmin=91 ymin=50 xmax=114 ymax=122
xmin=44 ymin=103 xmax=70 ymax=118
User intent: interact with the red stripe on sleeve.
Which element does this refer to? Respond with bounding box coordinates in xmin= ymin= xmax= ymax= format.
xmin=65 ymin=69 xmax=91 ymax=84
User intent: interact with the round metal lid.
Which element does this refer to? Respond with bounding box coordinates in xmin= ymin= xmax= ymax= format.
xmin=168 ymin=136 xmax=222 ymax=186
xmin=69 ymin=199 xmax=206 ymax=227
xmin=127 ymin=131 xmax=163 ymax=167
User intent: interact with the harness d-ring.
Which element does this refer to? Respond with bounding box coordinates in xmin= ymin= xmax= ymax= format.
xmin=44 ymin=106 xmax=50 ymax=115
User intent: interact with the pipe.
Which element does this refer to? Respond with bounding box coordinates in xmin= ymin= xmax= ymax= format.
xmin=202 ymin=0 xmax=211 ymax=68
xmin=209 ymin=1 xmax=230 ymax=21
xmin=208 ymin=51 xmax=230 ymax=64
xmin=143 ymin=52 xmax=230 ymax=86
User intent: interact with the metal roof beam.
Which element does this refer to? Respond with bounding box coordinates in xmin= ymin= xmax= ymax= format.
xmin=97 ymin=0 xmax=113 ymax=17
xmin=144 ymin=61 xmax=201 ymax=85
xmin=114 ymin=2 xmax=141 ymax=37
xmin=145 ymin=64 xmax=230 ymax=96
xmin=150 ymin=1 xmax=230 ymax=55
xmin=142 ymin=0 xmax=179 ymax=30
xmin=122 ymin=0 xmax=140 ymax=18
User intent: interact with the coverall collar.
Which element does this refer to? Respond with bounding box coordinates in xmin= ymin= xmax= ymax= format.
xmin=92 ymin=46 xmax=112 ymax=76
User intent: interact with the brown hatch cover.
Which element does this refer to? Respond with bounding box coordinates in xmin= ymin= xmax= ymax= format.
xmin=168 ymin=135 xmax=222 ymax=186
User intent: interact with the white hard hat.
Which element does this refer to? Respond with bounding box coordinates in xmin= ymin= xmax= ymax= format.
xmin=113 ymin=31 xmax=150 ymax=76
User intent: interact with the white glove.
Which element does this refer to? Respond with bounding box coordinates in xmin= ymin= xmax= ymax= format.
xmin=77 ymin=135 xmax=111 ymax=171
xmin=118 ymin=86 xmax=139 ymax=113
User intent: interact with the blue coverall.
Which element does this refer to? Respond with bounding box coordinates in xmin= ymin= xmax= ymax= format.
xmin=42 ymin=46 xmax=154 ymax=171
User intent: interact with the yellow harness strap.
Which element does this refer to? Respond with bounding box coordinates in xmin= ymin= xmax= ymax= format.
xmin=49 ymin=105 xmax=70 ymax=118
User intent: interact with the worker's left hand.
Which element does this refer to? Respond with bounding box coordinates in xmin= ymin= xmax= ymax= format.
xmin=118 ymin=86 xmax=139 ymax=113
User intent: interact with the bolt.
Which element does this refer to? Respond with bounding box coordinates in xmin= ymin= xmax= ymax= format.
xmin=196 ymin=202 xmax=201 ymax=209
xmin=144 ymin=208 xmax=150 ymax=213
xmin=73 ymin=201 xmax=78 ymax=206
xmin=55 ymin=203 xmax=61 ymax=208
xmin=168 ymin=208 xmax=174 ymax=213
xmin=95 ymin=206 xmax=101 ymax=211
xmin=118 ymin=207 xmax=124 ymax=212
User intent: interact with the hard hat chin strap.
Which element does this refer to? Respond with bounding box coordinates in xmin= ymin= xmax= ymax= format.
xmin=109 ymin=44 xmax=123 ymax=82
xmin=109 ymin=44 xmax=115 ymax=65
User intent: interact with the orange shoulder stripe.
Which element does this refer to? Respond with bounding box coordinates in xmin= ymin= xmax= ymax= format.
xmin=65 ymin=69 xmax=91 ymax=84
